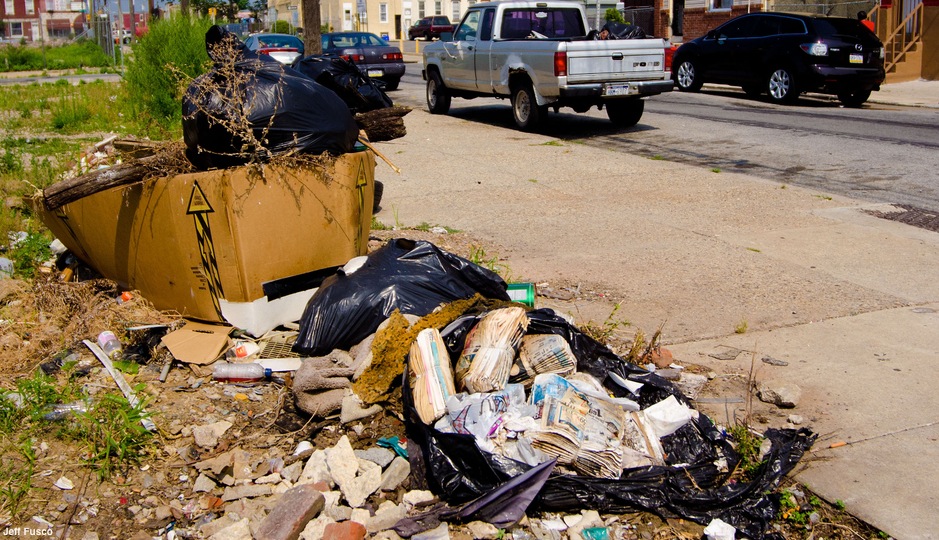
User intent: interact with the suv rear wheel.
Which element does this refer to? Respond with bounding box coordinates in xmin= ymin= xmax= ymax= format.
xmin=767 ymin=66 xmax=799 ymax=104
xmin=426 ymin=71 xmax=451 ymax=114
xmin=674 ymin=58 xmax=703 ymax=92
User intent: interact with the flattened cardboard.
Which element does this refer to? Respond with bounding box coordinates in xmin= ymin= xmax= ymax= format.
xmin=33 ymin=151 xmax=375 ymax=323
xmin=161 ymin=321 xmax=232 ymax=365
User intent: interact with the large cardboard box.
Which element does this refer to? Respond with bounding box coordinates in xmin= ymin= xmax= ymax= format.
xmin=35 ymin=151 xmax=375 ymax=331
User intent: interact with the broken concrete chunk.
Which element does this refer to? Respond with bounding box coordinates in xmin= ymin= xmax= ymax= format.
xmin=379 ymin=456 xmax=411 ymax=492
xmin=355 ymin=447 xmax=395 ymax=469
xmin=193 ymin=473 xmax=217 ymax=493
xmin=297 ymin=449 xmax=332 ymax=487
xmin=221 ymin=483 xmax=273 ymax=501
xmin=344 ymin=460 xmax=382 ymax=508
xmin=300 ymin=514 xmax=336 ymax=540
xmin=255 ymin=484 xmax=325 ymax=540
xmin=208 ymin=517 xmax=252 ymax=540
xmin=193 ymin=420 xmax=233 ymax=448
xmin=326 ymin=436 xmax=359 ymax=490
xmin=467 ymin=521 xmax=501 ymax=539
xmin=402 ymin=489 xmax=436 ymax=510
xmin=708 ymin=347 xmax=743 ymax=361
xmin=412 ymin=522 xmax=449 ymax=540
xmin=761 ymin=355 xmax=789 ymax=366
xmin=195 ymin=450 xmax=234 ymax=475
xmin=367 ymin=501 xmax=406 ymax=533
xmin=757 ymin=381 xmax=802 ymax=408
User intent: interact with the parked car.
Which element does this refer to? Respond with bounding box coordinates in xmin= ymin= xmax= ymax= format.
xmin=112 ymin=29 xmax=132 ymax=44
xmin=408 ymin=16 xmax=454 ymax=40
xmin=244 ymin=33 xmax=305 ymax=65
xmin=671 ymin=12 xmax=885 ymax=107
xmin=321 ymin=32 xmax=405 ymax=90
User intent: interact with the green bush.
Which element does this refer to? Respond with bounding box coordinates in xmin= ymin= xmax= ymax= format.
xmin=604 ymin=8 xmax=625 ymax=24
xmin=123 ymin=14 xmax=214 ymax=129
xmin=0 ymin=39 xmax=113 ymax=72
xmin=271 ymin=20 xmax=295 ymax=34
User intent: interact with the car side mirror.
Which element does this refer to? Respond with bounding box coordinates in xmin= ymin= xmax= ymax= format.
xmin=440 ymin=31 xmax=453 ymax=42
xmin=706 ymin=30 xmax=717 ymax=39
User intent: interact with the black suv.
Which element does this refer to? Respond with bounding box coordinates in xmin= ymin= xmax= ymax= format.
xmin=672 ymin=12 xmax=885 ymax=107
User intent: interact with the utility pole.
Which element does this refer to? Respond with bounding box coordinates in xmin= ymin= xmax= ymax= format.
xmin=129 ymin=0 xmax=136 ymax=43
xmin=301 ymin=0 xmax=322 ymax=54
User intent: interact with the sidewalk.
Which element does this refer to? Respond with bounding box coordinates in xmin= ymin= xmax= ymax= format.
xmin=868 ymin=78 xmax=939 ymax=108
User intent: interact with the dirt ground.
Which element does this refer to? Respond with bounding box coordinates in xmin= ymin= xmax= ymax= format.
xmin=0 ymin=228 xmax=884 ymax=539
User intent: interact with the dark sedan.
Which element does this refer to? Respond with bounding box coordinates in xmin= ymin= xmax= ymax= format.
xmin=672 ymin=12 xmax=885 ymax=107
xmin=244 ymin=33 xmax=304 ymax=65
xmin=321 ymin=32 xmax=406 ymax=90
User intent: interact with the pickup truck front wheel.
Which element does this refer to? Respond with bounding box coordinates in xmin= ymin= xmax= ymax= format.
xmin=606 ymin=99 xmax=644 ymax=128
xmin=426 ymin=71 xmax=451 ymax=114
xmin=511 ymin=83 xmax=546 ymax=131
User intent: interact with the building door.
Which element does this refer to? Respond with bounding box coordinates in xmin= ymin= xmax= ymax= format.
xmin=395 ymin=14 xmax=401 ymax=39
xmin=671 ymin=0 xmax=685 ymax=39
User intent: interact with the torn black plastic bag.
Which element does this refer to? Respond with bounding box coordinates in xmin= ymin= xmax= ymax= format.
xmin=182 ymin=25 xmax=359 ymax=170
xmin=601 ymin=21 xmax=648 ymax=39
xmin=292 ymin=238 xmax=511 ymax=357
xmin=293 ymin=55 xmax=394 ymax=113
xmin=404 ymin=308 xmax=817 ymax=539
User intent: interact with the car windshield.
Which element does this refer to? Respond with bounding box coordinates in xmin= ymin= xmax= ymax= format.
xmin=324 ymin=33 xmax=387 ymax=48
xmin=432 ymin=17 xmax=450 ymax=24
xmin=257 ymin=35 xmax=302 ymax=48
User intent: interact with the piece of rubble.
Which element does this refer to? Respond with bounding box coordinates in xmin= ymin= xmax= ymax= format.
xmin=341 ymin=391 xmax=383 ymax=424
xmin=255 ymin=484 xmax=325 ymax=540
xmin=344 ymin=459 xmax=382 ymax=508
xmin=300 ymin=514 xmax=336 ymax=540
xmin=221 ymin=483 xmax=273 ymax=501
xmin=323 ymin=490 xmax=352 ymax=521
xmin=788 ymin=414 xmax=804 ymax=425
xmin=367 ymin=501 xmax=406 ymax=533
xmin=193 ymin=473 xmax=217 ymax=493
xmin=413 ymin=522 xmax=449 ymax=540
xmin=467 ymin=521 xmax=500 ymax=539
xmin=193 ymin=420 xmax=233 ymax=448
xmin=761 ymin=355 xmax=789 ymax=366
xmin=297 ymin=449 xmax=332 ymax=487
xmin=708 ymin=347 xmax=743 ymax=361
xmin=282 ymin=461 xmax=303 ymax=483
xmin=757 ymin=381 xmax=802 ymax=408
xmin=209 ymin=517 xmax=252 ymax=540
xmin=380 ymin=456 xmax=411 ymax=491
xmin=326 ymin=436 xmax=359 ymax=489
xmin=323 ymin=520 xmax=367 ymax=540
xmin=355 ymin=447 xmax=395 ymax=469
xmin=200 ymin=514 xmax=241 ymax=537
xmin=195 ymin=451 xmax=233 ymax=475
xmin=54 ymin=476 xmax=74 ymax=490
xmin=402 ymin=490 xmax=436 ymax=510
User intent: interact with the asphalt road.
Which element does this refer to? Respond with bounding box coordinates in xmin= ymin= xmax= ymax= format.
xmin=392 ymin=68 xmax=939 ymax=215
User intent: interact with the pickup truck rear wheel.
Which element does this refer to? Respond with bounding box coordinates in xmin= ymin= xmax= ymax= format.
xmin=511 ymin=83 xmax=546 ymax=131
xmin=426 ymin=71 xmax=451 ymax=114
xmin=606 ymin=99 xmax=644 ymax=128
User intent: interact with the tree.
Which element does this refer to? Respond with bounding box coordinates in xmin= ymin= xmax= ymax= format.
xmin=301 ymin=0 xmax=322 ymax=54
xmin=604 ymin=7 xmax=625 ymax=23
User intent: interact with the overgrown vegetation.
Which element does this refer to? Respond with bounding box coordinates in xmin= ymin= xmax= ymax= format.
xmin=123 ymin=14 xmax=214 ymax=131
xmin=0 ymin=39 xmax=114 ymax=73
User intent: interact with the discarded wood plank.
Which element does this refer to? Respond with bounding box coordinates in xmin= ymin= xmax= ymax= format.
xmin=43 ymin=155 xmax=159 ymax=211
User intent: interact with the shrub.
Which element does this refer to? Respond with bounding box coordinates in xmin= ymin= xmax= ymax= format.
xmin=123 ymin=14 xmax=214 ymax=129
xmin=604 ymin=8 xmax=625 ymax=24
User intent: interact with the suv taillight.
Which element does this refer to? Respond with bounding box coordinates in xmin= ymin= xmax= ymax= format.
xmin=800 ymin=42 xmax=828 ymax=56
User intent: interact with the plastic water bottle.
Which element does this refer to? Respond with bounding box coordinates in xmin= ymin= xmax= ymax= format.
xmin=96 ymin=331 xmax=122 ymax=359
xmin=212 ymin=362 xmax=272 ymax=382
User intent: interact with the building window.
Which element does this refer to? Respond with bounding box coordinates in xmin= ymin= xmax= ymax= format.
xmin=452 ymin=1 xmax=460 ymax=22
xmin=26 ymin=0 xmax=34 ymax=14
xmin=435 ymin=1 xmax=441 ymax=15
xmin=419 ymin=2 xmax=425 ymax=18
xmin=4 ymin=0 xmax=13 ymax=14
xmin=709 ymin=0 xmax=732 ymax=11
xmin=380 ymin=3 xmax=388 ymax=23
xmin=11 ymin=22 xmax=23 ymax=36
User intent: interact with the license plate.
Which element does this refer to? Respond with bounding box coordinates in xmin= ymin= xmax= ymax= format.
xmin=849 ymin=53 xmax=863 ymax=64
xmin=367 ymin=69 xmax=383 ymax=77
xmin=603 ymin=83 xmax=631 ymax=96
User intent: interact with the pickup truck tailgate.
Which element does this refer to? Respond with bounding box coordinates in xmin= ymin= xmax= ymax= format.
xmin=566 ymin=42 xmax=667 ymax=83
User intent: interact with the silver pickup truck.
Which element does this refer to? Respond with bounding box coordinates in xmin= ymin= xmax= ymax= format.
xmin=422 ymin=0 xmax=674 ymax=131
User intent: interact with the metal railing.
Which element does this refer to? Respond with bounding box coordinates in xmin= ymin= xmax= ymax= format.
xmin=881 ymin=1 xmax=923 ymax=73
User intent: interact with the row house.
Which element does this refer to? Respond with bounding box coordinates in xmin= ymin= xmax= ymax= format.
xmin=2 ymin=0 xmax=87 ymax=42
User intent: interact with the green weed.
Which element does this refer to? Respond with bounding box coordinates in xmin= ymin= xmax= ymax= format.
xmin=581 ymin=303 xmax=631 ymax=346
xmin=68 ymin=390 xmax=155 ymax=480
xmin=538 ymin=140 xmax=563 ymax=147
xmin=746 ymin=247 xmax=761 ymax=253
xmin=371 ymin=216 xmax=391 ymax=231
xmin=468 ymin=244 xmax=512 ymax=280
xmin=728 ymin=424 xmax=765 ymax=479
xmin=414 ymin=222 xmax=460 ymax=233
xmin=815 ymin=194 xmax=833 ymax=201
xmin=711 ymin=167 xmax=722 ymax=173
xmin=0 ymin=438 xmax=36 ymax=516
xmin=8 ymin=230 xmax=52 ymax=279
xmin=650 ymin=154 xmax=665 ymax=160
xmin=735 ymin=320 xmax=748 ymax=334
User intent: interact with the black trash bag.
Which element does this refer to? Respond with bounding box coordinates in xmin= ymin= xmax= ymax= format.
xmin=292 ymin=238 xmax=511 ymax=357
xmin=404 ymin=308 xmax=817 ymax=538
xmin=182 ymin=25 xmax=359 ymax=170
xmin=601 ymin=21 xmax=648 ymax=39
xmin=293 ymin=54 xmax=394 ymax=113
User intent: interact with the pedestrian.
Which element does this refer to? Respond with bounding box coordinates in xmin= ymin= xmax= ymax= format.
xmin=858 ymin=10 xmax=875 ymax=32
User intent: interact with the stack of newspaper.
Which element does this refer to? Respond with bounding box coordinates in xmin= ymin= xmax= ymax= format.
xmin=455 ymin=307 xmax=529 ymax=393
xmin=409 ymin=328 xmax=457 ymax=425
xmin=509 ymin=334 xmax=577 ymax=386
